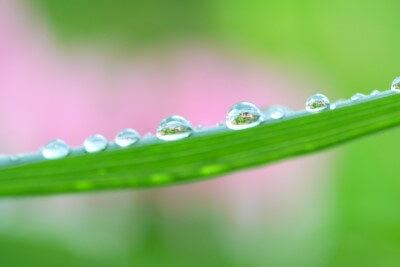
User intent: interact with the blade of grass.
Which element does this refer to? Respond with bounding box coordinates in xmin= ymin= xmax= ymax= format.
xmin=1 ymin=93 xmax=400 ymax=197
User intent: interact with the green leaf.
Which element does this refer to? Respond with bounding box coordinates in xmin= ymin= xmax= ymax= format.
xmin=1 ymin=93 xmax=400 ymax=197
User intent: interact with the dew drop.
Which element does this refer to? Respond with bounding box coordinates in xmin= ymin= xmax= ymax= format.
xmin=226 ymin=102 xmax=264 ymax=130
xmin=156 ymin=115 xmax=193 ymax=141
xmin=115 ymin=128 xmax=140 ymax=147
xmin=264 ymin=105 xmax=292 ymax=120
xmin=305 ymin=94 xmax=330 ymax=112
xmin=41 ymin=139 xmax=70 ymax=160
xmin=84 ymin=134 xmax=108 ymax=153
xmin=350 ymin=93 xmax=367 ymax=101
xmin=391 ymin=77 xmax=400 ymax=92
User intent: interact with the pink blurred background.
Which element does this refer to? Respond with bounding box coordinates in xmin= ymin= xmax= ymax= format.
xmin=0 ymin=1 xmax=335 ymax=266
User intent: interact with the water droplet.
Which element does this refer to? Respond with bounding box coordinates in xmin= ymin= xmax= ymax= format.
xmin=350 ymin=93 xmax=367 ymax=101
xmin=391 ymin=77 xmax=400 ymax=92
xmin=370 ymin=89 xmax=380 ymax=96
xmin=84 ymin=134 xmax=108 ymax=153
xmin=115 ymin=129 xmax=140 ymax=147
xmin=226 ymin=102 xmax=264 ymax=130
xmin=41 ymin=139 xmax=70 ymax=160
xmin=156 ymin=115 xmax=193 ymax=141
xmin=305 ymin=94 xmax=330 ymax=112
xmin=264 ymin=105 xmax=292 ymax=120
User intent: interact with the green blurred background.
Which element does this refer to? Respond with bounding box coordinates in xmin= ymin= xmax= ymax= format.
xmin=1 ymin=0 xmax=400 ymax=266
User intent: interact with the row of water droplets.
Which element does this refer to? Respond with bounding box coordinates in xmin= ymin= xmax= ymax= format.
xmin=1 ymin=77 xmax=400 ymax=166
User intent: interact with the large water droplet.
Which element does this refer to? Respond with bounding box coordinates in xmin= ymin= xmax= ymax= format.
xmin=391 ymin=77 xmax=400 ymax=92
xmin=226 ymin=102 xmax=263 ymax=130
xmin=156 ymin=115 xmax=193 ymax=141
xmin=263 ymin=105 xmax=292 ymax=120
xmin=305 ymin=94 xmax=330 ymax=112
xmin=84 ymin=134 xmax=108 ymax=153
xmin=41 ymin=139 xmax=70 ymax=160
xmin=115 ymin=129 xmax=140 ymax=147
xmin=350 ymin=93 xmax=367 ymax=101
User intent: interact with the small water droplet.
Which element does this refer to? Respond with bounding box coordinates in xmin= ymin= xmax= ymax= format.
xmin=115 ymin=129 xmax=140 ymax=147
xmin=264 ymin=105 xmax=292 ymax=120
xmin=370 ymin=89 xmax=380 ymax=96
xmin=350 ymin=93 xmax=367 ymax=101
xmin=226 ymin=102 xmax=263 ymax=130
xmin=391 ymin=77 xmax=400 ymax=92
xmin=156 ymin=115 xmax=193 ymax=141
xmin=305 ymin=93 xmax=330 ymax=112
xmin=84 ymin=134 xmax=108 ymax=153
xmin=41 ymin=139 xmax=70 ymax=160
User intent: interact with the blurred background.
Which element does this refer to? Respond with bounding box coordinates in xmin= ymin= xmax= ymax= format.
xmin=1 ymin=0 xmax=400 ymax=266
